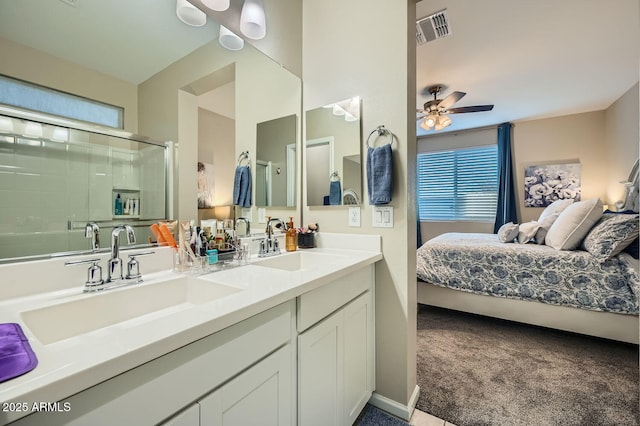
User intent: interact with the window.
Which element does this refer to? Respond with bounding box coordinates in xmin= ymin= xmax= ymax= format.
xmin=0 ymin=75 xmax=124 ymax=129
xmin=417 ymin=145 xmax=498 ymax=221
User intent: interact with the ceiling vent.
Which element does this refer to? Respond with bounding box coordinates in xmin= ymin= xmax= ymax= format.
xmin=416 ymin=10 xmax=451 ymax=45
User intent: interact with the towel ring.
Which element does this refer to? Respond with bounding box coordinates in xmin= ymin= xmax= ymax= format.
xmin=366 ymin=125 xmax=394 ymax=148
xmin=237 ymin=150 xmax=250 ymax=166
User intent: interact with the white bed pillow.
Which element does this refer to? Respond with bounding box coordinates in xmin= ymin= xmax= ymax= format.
xmin=545 ymin=198 xmax=603 ymax=250
xmin=535 ymin=213 xmax=560 ymax=245
xmin=538 ymin=198 xmax=574 ymax=223
xmin=517 ymin=221 xmax=540 ymax=244
xmin=497 ymin=222 xmax=519 ymax=243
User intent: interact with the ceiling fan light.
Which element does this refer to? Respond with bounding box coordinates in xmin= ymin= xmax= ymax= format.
xmin=202 ymin=0 xmax=230 ymax=11
xmin=219 ymin=25 xmax=244 ymax=51
xmin=420 ymin=115 xmax=436 ymax=131
xmin=240 ymin=0 xmax=267 ymax=40
xmin=176 ymin=0 xmax=207 ymax=27
xmin=434 ymin=115 xmax=452 ymax=131
xmin=425 ymin=114 xmax=437 ymax=128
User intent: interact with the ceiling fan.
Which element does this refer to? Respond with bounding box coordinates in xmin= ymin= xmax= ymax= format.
xmin=417 ymin=85 xmax=494 ymax=131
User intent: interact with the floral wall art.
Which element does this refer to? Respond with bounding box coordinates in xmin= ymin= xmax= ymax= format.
xmin=524 ymin=162 xmax=581 ymax=207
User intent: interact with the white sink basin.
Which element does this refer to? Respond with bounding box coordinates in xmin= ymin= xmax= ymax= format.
xmin=252 ymin=251 xmax=345 ymax=272
xmin=21 ymin=277 xmax=242 ymax=345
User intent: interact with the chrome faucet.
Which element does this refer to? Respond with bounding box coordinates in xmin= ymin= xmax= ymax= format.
xmin=107 ymin=224 xmax=136 ymax=282
xmin=84 ymin=222 xmax=100 ymax=251
xmin=259 ymin=218 xmax=284 ymax=257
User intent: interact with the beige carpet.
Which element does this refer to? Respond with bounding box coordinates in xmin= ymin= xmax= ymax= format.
xmin=416 ymin=304 xmax=639 ymax=426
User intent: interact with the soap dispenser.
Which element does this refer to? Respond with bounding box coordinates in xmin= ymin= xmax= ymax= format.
xmin=286 ymin=217 xmax=297 ymax=252
xmin=114 ymin=193 xmax=123 ymax=216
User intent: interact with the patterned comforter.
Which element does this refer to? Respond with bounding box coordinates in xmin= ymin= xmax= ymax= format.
xmin=417 ymin=233 xmax=639 ymax=315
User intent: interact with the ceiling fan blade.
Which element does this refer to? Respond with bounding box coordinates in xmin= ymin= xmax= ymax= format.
xmin=444 ymin=105 xmax=494 ymax=114
xmin=438 ymin=91 xmax=466 ymax=110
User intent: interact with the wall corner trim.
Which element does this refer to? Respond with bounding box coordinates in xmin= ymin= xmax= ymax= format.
xmin=368 ymin=385 xmax=420 ymax=421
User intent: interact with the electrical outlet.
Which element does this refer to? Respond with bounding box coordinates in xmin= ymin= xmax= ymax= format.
xmin=241 ymin=208 xmax=253 ymax=223
xmin=258 ymin=208 xmax=266 ymax=223
xmin=372 ymin=206 xmax=393 ymax=228
xmin=348 ymin=207 xmax=361 ymax=227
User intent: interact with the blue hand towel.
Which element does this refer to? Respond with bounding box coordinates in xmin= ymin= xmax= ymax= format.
xmin=367 ymin=144 xmax=393 ymax=205
xmin=233 ymin=166 xmax=252 ymax=208
xmin=329 ymin=180 xmax=342 ymax=205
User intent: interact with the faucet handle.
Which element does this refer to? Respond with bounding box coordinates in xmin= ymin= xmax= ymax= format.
xmin=65 ymin=258 xmax=104 ymax=291
xmin=125 ymin=251 xmax=155 ymax=282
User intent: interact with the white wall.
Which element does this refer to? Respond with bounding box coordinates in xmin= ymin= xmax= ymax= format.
xmin=302 ymin=0 xmax=417 ymax=418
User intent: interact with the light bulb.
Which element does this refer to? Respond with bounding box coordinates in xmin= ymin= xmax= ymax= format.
xmin=176 ymin=0 xmax=207 ymax=27
xmin=202 ymin=0 xmax=230 ymax=11
xmin=219 ymin=25 xmax=244 ymax=51
xmin=240 ymin=0 xmax=266 ymax=40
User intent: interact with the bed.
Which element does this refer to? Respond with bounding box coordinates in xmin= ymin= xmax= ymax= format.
xmin=417 ymin=204 xmax=640 ymax=344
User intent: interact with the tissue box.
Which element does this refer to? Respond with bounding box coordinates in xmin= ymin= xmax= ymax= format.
xmin=298 ymin=233 xmax=315 ymax=248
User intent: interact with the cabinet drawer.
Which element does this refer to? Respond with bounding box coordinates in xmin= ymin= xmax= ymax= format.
xmin=297 ymin=265 xmax=373 ymax=332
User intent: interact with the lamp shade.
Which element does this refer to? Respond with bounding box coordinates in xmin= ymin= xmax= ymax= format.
xmin=176 ymin=0 xmax=207 ymax=27
xmin=201 ymin=0 xmax=230 ymax=11
xmin=434 ymin=115 xmax=451 ymax=131
xmin=240 ymin=0 xmax=266 ymax=40
xmin=219 ymin=25 xmax=244 ymax=50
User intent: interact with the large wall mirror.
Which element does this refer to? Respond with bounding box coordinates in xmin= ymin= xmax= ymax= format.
xmin=0 ymin=1 xmax=301 ymax=262
xmin=305 ymin=97 xmax=362 ymax=206
xmin=256 ymin=114 xmax=297 ymax=207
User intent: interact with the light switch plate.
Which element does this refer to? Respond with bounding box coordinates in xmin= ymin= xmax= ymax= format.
xmin=258 ymin=208 xmax=266 ymax=223
xmin=372 ymin=206 xmax=393 ymax=228
xmin=348 ymin=207 xmax=361 ymax=227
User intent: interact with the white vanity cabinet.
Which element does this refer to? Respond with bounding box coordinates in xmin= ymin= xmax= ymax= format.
xmin=297 ymin=266 xmax=375 ymax=426
xmin=12 ymin=301 xmax=296 ymax=426
xmin=162 ymin=343 xmax=293 ymax=426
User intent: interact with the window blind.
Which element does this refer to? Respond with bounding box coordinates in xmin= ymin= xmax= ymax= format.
xmin=417 ymin=145 xmax=498 ymax=221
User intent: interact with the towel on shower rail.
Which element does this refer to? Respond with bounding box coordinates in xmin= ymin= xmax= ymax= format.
xmin=233 ymin=165 xmax=252 ymax=208
xmin=367 ymin=144 xmax=393 ymax=205
xmin=0 ymin=323 xmax=38 ymax=383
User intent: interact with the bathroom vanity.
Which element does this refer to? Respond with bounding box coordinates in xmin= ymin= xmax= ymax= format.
xmin=0 ymin=233 xmax=380 ymax=426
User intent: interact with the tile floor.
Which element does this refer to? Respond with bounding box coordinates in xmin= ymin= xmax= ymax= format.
xmin=410 ymin=409 xmax=456 ymax=426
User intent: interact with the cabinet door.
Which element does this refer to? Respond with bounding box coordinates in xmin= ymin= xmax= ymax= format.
xmin=160 ymin=403 xmax=200 ymax=426
xmin=343 ymin=291 xmax=374 ymax=425
xmin=199 ymin=344 xmax=293 ymax=426
xmin=298 ymin=310 xmax=343 ymax=426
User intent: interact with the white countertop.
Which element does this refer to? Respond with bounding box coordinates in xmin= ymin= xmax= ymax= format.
xmin=0 ymin=233 xmax=381 ymax=424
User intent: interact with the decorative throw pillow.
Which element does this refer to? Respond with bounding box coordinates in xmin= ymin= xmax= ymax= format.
xmin=538 ymin=198 xmax=574 ymax=223
xmin=545 ymin=198 xmax=603 ymax=250
xmin=518 ymin=221 xmax=541 ymax=244
xmin=582 ymin=213 xmax=639 ymax=262
xmin=534 ymin=213 xmax=560 ymax=245
xmin=498 ymin=222 xmax=519 ymax=243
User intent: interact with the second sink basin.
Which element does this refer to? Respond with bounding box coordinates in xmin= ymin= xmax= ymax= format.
xmin=21 ymin=277 xmax=243 ymax=345
xmin=252 ymin=251 xmax=345 ymax=272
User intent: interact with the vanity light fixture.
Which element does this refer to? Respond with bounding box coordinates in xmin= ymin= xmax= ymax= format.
xmin=201 ymin=0 xmax=230 ymax=11
xmin=219 ymin=25 xmax=244 ymax=51
xmin=176 ymin=0 xmax=207 ymax=27
xmin=240 ymin=0 xmax=267 ymax=40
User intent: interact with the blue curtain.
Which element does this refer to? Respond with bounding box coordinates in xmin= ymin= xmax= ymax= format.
xmin=493 ymin=123 xmax=517 ymax=233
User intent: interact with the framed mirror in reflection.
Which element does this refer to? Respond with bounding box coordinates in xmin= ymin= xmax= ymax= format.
xmin=255 ymin=114 xmax=297 ymax=207
xmin=305 ymin=97 xmax=362 ymax=206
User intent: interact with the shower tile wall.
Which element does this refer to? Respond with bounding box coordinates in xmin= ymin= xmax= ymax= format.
xmin=0 ymin=122 xmax=166 ymax=259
